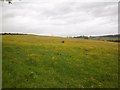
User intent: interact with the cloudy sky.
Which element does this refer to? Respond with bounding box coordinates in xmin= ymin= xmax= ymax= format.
xmin=0 ymin=0 xmax=119 ymax=37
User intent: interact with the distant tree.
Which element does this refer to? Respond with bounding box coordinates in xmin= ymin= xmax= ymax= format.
xmin=84 ymin=36 xmax=89 ymax=39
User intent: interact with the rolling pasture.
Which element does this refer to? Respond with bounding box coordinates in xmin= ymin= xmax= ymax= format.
xmin=2 ymin=35 xmax=118 ymax=88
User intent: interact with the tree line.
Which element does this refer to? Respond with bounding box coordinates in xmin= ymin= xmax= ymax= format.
xmin=0 ymin=33 xmax=27 ymax=35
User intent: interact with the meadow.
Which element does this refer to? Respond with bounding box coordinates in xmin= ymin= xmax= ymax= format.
xmin=2 ymin=35 xmax=118 ymax=88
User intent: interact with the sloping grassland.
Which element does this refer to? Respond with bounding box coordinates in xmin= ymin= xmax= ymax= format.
xmin=2 ymin=35 xmax=118 ymax=88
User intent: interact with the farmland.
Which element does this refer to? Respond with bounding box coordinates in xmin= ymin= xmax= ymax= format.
xmin=2 ymin=35 xmax=118 ymax=88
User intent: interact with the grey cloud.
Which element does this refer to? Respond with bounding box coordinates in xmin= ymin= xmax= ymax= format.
xmin=91 ymin=3 xmax=117 ymax=17
xmin=40 ymin=3 xmax=74 ymax=18
xmin=1 ymin=1 xmax=118 ymax=36
xmin=38 ymin=2 xmax=118 ymax=25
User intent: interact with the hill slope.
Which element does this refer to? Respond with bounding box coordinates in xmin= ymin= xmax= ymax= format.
xmin=2 ymin=35 xmax=118 ymax=88
xmin=90 ymin=34 xmax=120 ymax=41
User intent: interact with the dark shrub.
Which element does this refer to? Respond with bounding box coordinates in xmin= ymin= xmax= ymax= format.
xmin=61 ymin=41 xmax=64 ymax=43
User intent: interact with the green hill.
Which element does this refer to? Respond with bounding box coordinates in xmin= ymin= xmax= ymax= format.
xmin=73 ymin=34 xmax=120 ymax=42
xmin=89 ymin=34 xmax=120 ymax=41
xmin=2 ymin=35 xmax=118 ymax=88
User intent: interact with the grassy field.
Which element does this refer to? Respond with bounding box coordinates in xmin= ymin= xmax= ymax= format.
xmin=2 ymin=35 xmax=118 ymax=88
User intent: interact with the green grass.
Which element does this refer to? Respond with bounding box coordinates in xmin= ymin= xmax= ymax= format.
xmin=2 ymin=35 xmax=118 ymax=88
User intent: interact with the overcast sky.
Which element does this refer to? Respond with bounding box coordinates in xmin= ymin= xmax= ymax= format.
xmin=1 ymin=0 xmax=118 ymax=37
